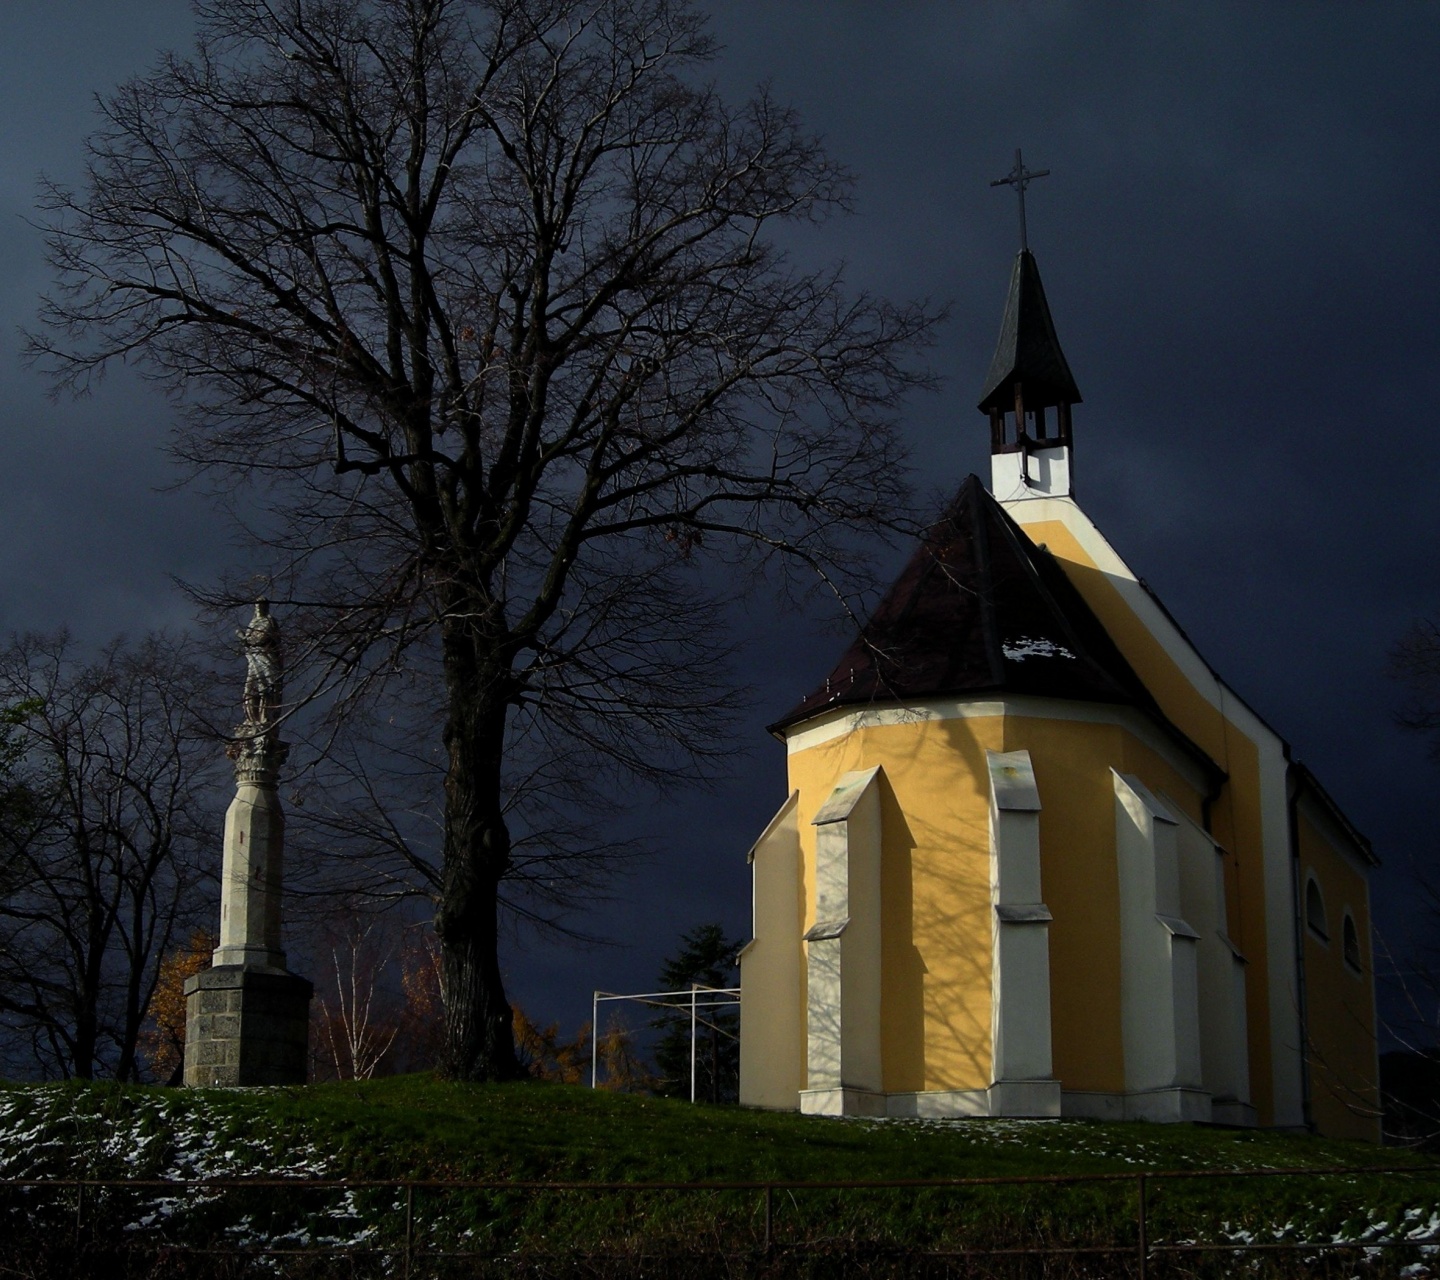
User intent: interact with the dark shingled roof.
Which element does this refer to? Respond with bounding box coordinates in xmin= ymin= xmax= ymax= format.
xmin=978 ymin=250 xmax=1082 ymax=414
xmin=772 ymin=477 xmax=1220 ymax=781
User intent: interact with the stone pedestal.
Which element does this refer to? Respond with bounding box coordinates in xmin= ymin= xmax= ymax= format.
xmin=183 ymin=966 xmax=312 ymax=1087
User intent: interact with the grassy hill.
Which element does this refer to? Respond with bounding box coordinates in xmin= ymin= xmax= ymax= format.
xmin=1 ymin=1075 xmax=1437 ymax=1276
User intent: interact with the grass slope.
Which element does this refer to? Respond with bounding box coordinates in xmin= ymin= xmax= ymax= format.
xmin=3 ymin=1072 xmax=1397 ymax=1180
xmin=0 ymin=1076 xmax=1437 ymax=1275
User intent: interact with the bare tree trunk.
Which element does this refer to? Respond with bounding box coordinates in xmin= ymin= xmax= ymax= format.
xmin=436 ymin=615 xmax=519 ymax=1081
xmin=72 ymin=1000 xmax=98 ymax=1080
xmin=117 ymin=884 xmax=151 ymax=1083
xmin=73 ymin=917 xmax=108 ymax=1079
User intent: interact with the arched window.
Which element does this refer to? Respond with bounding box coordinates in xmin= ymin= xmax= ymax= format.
xmin=1305 ymin=875 xmax=1328 ymax=941
xmin=1343 ymin=911 xmax=1362 ymax=972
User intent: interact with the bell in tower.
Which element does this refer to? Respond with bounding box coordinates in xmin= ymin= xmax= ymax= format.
xmin=980 ymin=151 xmax=1082 ymax=501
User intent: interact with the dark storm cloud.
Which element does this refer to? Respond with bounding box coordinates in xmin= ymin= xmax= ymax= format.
xmin=1 ymin=2 xmax=1437 ymax=1034
xmin=0 ymin=2 xmax=214 ymax=645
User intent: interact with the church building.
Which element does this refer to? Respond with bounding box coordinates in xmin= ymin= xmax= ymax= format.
xmin=737 ymin=234 xmax=1379 ymax=1141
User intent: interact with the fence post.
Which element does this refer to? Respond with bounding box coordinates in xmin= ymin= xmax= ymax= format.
xmin=73 ymin=1180 xmax=84 ymax=1249
xmin=403 ymin=1183 xmax=414 ymax=1280
xmin=764 ymin=1183 xmax=773 ymax=1257
xmin=1136 ymin=1174 xmax=1147 ymax=1280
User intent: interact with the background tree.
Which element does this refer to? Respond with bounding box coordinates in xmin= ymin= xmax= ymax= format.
xmin=0 ymin=633 xmax=223 ymax=1080
xmin=592 ymin=1016 xmax=660 ymax=1093
xmin=1384 ymin=618 xmax=1440 ymax=1141
xmin=140 ymin=927 xmax=216 ymax=1085
xmin=0 ymin=700 xmax=41 ymax=850
xmin=396 ymin=923 xmax=449 ymax=1071
xmin=33 ymin=0 xmax=936 ymax=1081
xmin=513 ymin=1005 xmax=589 ymax=1082
xmin=652 ymin=921 xmax=739 ymax=1103
xmin=1391 ymin=620 xmax=1440 ymax=754
xmin=312 ymin=916 xmax=406 ymax=1081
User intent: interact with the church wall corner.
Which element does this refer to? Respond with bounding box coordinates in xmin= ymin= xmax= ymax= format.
xmin=784 ymin=716 xmax=1002 ymax=1097
xmin=738 ymin=791 xmax=805 ymax=1110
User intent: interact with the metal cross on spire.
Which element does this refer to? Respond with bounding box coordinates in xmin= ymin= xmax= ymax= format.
xmin=990 ymin=148 xmax=1050 ymax=252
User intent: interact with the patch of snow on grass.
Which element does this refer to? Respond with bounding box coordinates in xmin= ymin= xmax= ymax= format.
xmin=0 ymin=1088 xmax=392 ymax=1254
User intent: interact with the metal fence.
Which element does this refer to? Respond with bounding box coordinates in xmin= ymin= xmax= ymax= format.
xmin=8 ymin=1162 xmax=1440 ymax=1276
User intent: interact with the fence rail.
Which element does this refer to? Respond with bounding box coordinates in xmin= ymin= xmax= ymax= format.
xmin=6 ymin=1162 xmax=1440 ymax=1276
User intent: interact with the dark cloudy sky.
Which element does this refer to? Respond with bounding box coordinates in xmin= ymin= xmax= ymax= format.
xmin=2 ymin=3 xmax=1438 ymax=1044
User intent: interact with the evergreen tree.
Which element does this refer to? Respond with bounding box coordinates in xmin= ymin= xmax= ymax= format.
xmin=653 ymin=924 xmax=741 ymax=1104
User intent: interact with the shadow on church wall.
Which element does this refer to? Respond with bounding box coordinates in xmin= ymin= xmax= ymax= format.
xmin=874 ymin=716 xmax=994 ymax=1095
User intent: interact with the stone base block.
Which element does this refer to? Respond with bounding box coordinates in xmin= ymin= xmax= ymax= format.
xmin=799 ymin=1086 xmax=886 ymax=1117
xmin=183 ymin=965 xmax=312 ymax=1087
xmin=1063 ymin=1087 xmax=1214 ymax=1123
xmin=1062 ymin=1090 xmax=1128 ymax=1121
xmin=987 ymin=1078 xmax=1062 ymax=1118
xmin=885 ymin=1089 xmax=989 ymax=1118
xmin=1124 ymin=1086 xmax=1212 ymax=1124
xmin=1210 ymin=1098 xmax=1258 ymax=1128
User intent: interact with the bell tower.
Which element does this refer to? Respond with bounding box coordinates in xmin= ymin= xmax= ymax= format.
xmin=981 ymin=151 xmax=1082 ymax=502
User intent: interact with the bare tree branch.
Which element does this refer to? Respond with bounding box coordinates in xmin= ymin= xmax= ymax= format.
xmin=32 ymin=0 xmax=940 ymax=1080
xmin=0 ymin=632 xmax=225 ymax=1080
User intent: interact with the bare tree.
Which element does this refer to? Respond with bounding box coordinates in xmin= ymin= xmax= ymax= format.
xmin=1392 ymin=620 xmax=1440 ymax=750
xmin=1382 ymin=621 xmax=1440 ymax=1138
xmin=0 ymin=633 xmax=223 ymax=1080
xmin=32 ymin=0 xmax=937 ymax=1080
xmin=282 ymin=668 xmax=646 ymax=942
xmin=313 ymin=917 xmax=404 ymax=1080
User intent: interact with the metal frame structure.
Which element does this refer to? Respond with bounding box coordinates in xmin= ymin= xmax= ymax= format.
xmin=590 ymin=984 xmax=740 ymax=1101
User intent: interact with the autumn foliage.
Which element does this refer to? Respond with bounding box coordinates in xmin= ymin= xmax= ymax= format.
xmin=140 ymin=929 xmax=216 ymax=1085
xmin=513 ymin=1008 xmax=590 ymax=1085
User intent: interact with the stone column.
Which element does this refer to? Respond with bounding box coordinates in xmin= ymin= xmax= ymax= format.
xmin=184 ymin=600 xmax=312 ymax=1087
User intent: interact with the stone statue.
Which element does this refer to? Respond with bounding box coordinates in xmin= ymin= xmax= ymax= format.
xmin=239 ymin=598 xmax=283 ymax=728
xmin=228 ymin=598 xmax=288 ymax=784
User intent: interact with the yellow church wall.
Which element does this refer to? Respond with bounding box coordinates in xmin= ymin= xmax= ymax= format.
xmin=1015 ymin=515 xmax=1282 ymax=1127
xmin=786 ymin=715 xmax=1004 ymax=1095
xmin=1297 ymin=812 xmax=1381 ymax=1143
xmin=786 ymin=704 xmax=1221 ymax=1105
xmin=1002 ymin=715 xmax=1209 ymax=1095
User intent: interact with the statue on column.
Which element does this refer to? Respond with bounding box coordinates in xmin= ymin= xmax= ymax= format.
xmin=240 ymin=597 xmax=283 ymax=729
xmin=185 ymin=596 xmax=311 ymax=1086
xmin=227 ymin=598 xmax=289 ymax=783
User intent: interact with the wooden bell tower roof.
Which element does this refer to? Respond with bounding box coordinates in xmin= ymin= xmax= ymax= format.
xmin=977 ymin=249 xmax=1082 ymax=416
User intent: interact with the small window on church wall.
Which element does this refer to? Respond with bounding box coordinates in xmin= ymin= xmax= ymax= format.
xmin=1343 ymin=912 xmax=1362 ymax=972
xmin=1305 ymin=876 xmax=1328 ymax=942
